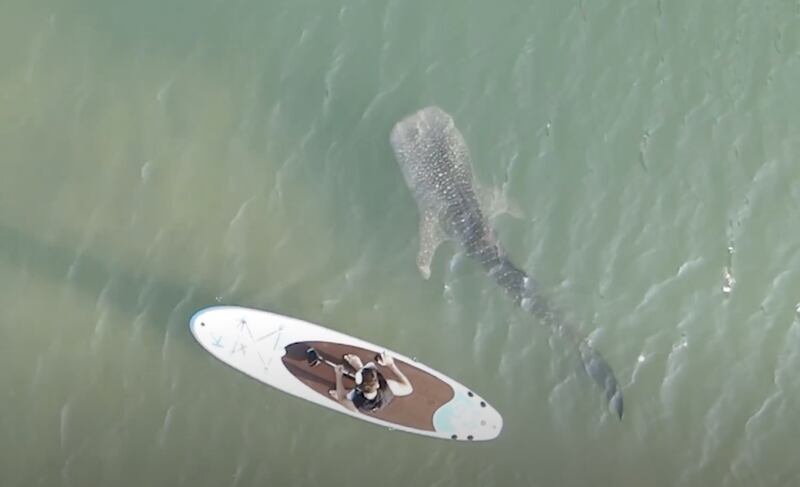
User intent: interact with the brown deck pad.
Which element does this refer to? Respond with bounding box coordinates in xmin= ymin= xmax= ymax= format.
xmin=282 ymin=341 xmax=455 ymax=431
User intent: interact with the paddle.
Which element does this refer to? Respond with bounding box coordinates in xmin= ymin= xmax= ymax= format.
xmin=305 ymin=347 xmax=356 ymax=379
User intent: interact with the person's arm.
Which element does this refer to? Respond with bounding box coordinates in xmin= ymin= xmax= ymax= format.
xmin=376 ymin=352 xmax=413 ymax=396
xmin=332 ymin=364 xmax=358 ymax=412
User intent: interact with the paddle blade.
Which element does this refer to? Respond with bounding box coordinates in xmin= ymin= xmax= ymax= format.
xmin=305 ymin=348 xmax=321 ymax=366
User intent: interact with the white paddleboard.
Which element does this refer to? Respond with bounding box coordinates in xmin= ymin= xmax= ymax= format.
xmin=189 ymin=305 xmax=503 ymax=441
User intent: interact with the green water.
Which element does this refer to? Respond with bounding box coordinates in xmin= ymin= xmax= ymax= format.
xmin=2 ymin=0 xmax=799 ymax=485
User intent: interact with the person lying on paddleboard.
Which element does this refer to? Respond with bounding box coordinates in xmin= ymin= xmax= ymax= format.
xmin=330 ymin=352 xmax=413 ymax=413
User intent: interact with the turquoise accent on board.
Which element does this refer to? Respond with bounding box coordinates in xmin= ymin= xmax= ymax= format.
xmin=432 ymin=389 xmax=482 ymax=434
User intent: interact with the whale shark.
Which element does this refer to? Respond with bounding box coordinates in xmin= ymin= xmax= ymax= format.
xmin=390 ymin=106 xmax=623 ymax=419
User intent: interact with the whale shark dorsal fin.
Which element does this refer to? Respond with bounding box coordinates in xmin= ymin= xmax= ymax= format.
xmin=416 ymin=208 xmax=447 ymax=279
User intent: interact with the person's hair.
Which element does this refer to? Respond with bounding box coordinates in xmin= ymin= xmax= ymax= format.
xmin=359 ymin=368 xmax=379 ymax=394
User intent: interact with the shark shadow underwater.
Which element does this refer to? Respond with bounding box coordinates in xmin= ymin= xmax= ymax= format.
xmin=390 ymin=106 xmax=623 ymax=419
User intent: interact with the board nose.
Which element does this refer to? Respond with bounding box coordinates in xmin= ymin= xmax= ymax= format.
xmin=188 ymin=307 xmax=215 ymax=339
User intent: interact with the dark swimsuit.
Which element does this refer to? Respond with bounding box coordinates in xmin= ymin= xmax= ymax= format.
xmin=351 ymin=375 xmax=394 ymax=413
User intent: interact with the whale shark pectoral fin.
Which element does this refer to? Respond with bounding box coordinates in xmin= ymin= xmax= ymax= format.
xmin=478 ymin=182 xmax=524 ymax=221
xmin=416 ymin=209 xmax=446 ymax=279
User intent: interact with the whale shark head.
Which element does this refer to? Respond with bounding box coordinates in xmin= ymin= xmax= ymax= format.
xmin=390 ymin=106 xmax=454 ymax=199
xmin=389 ymin=106 xmax=477 ymax=210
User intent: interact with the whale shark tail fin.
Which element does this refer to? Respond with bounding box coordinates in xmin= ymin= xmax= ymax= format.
xmin=609 ymin=389 xmax=624 ymax=420
xmin=578 ymin=340 xmax=624 ymax=419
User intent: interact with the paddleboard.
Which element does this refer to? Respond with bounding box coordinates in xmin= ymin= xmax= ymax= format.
xmin=189 ymin=305 xmax=502 ymax=441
